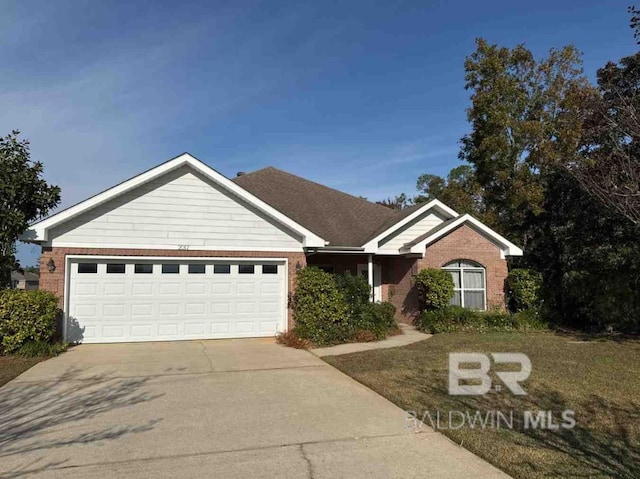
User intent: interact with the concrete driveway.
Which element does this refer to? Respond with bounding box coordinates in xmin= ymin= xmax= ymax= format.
xmin=0 ymin=339 xmax=509 ymax=478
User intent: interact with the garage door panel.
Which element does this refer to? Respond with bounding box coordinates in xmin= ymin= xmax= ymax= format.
xmin=102 ymin=324 xmax=126 ymax=339
xmin=68 ymin=258 xmax=286 ymax=343
xmin=185 ymin=302 xmax=206 ymax=315
xmin=260 ymin=301 xmax=279 ymax=314
xmin=236 ymin=302 xmax=255 ymax=314
xmin=131 ymin=324 xmax=154 ymax=338
xmin=236 ymin=283 xmax=255 ymax=295
xmin=211 ymin=322 xmax=231 ymax=334
xmin=160 ymin=283 xmax=182 ymax=295
xmin=184 ymin=322 xmax=206 ymax=336
xmin=186 ymin=282 xmax=207 ymax=295
xmin=211 ymin=302 xmax=231 ymax=315
xmin=260 ymin=321 xmax=278 ymax=333
xmin=104 ymin=283 xmax=126 ymax=296
xmin=132 ymin=283 xmax=154 ymax=296
xmin=131 ymin=303 xmax=154 ymax=317
xmin=158 ymin=323 xmax=180 ymax=337
xmin=260 ymin=282 xmax=281 ymax=294
xmin=159 ymin=303 xmax=180 ymax=315
xmin=74 ymin=283 xmax=98 ymax=296
xmin=236 ymin=322 xmax=255 ymax=333
xmin=103 ymin=304 xmax=126 ymax=318
xmin=211 ymin=283 xmax=232 ymax=294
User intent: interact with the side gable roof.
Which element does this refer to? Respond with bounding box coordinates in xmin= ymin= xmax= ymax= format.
xmin=400 ymin=214 xmax=523 ymax=257
xmin=24 ymin=154 xmax=325 ymax=247
xmin=233 ymin=167 xmax=405 ymax=247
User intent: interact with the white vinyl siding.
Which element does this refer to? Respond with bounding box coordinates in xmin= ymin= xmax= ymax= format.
xmin=377 ymin=212 xmax=445 ymax=253
xmin=47 ymin=166 xmax=303 ymax=250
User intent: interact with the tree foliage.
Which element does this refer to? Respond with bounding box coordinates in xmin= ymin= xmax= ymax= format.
xmin=460 ymin=39 xmax=595 ymax=243
xmin=567 ymin=51 xmax=640 ymax=226
xmin=526 ymin=171 xmax=640 ymax=333
xmin=414 ymin=165 xmax=485 ymax=216
xmin=0 ymin=131 xmax=60 ymax=287
xmin=376 ymin=193 xmax=411 ymax=210
xmin=376 ymin=11 xmax=640 ymax=334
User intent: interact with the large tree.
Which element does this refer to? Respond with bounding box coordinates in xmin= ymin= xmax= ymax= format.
xmin=460 ymin=39 xmax=595 ymax=243
xmin=0 ymin=131 xmax=60 ymax=288
xmin=413 ymin=165 xmax=486 ymax=217
xmin=376 ymin=193 xmax=411 ymax=210
xmin=567 ymin=51 xmax=640 ymax=226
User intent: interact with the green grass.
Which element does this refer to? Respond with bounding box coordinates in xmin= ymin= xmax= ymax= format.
xmin=324 ymin=332 xmax=640 ymax=479
xmin=0 ymin=356 xmax=43 ymax=387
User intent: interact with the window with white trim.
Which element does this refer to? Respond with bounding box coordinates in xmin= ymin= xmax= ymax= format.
xmin=443 ymin=260 xmax=486 ymax=310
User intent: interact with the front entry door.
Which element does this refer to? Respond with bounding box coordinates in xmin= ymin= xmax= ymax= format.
xmin=356 ymin=264 xmax=382 ymax=302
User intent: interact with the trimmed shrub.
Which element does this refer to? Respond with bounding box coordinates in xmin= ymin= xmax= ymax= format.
xmin=0 ymin=290 xmax=60 ymax=354
xmin=414 ymin=268 xmax=454 ymax=311
xmin=334 ymin=273 xmax=371 ymax=319
xmin=356 ymin=301 xmax=398 ymax=340
xmin=506 ymin=268 xmax=543 ymax=312
xmin=17 ymin=340 xmax=67 ymax=358
xmin=375 ymin=301 xmax=397 ymax=323
xmin=417 ymin=306 xmax=548 ymax=334
xmin=291 ymin=267 xmax=350 ymax=345
xmin=291 ymin=268 xmax=399 ymax=346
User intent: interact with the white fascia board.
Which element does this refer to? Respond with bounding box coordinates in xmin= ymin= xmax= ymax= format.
xmin=362 ymin=199 xmax=458 ymax=253
xmin=402 ymin=214 xmax=523 ymax=257
xmin=23 ymin=153 xmax=326 ymax=248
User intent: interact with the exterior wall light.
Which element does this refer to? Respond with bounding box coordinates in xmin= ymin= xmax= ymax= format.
xmin=47 ymin=258 xmax=56 ymax=273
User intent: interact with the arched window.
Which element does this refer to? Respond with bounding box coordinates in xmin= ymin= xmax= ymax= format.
xmin=443 ymin=260 xmax=486 ymax=310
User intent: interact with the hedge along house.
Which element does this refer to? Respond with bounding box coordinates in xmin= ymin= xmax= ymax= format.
xmin=22 ymin=153 xmax=522 ymax=344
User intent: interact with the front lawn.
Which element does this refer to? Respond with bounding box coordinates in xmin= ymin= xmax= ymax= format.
xmin=324 ymin=332 xmax=640 ymax=479
xmin=0 ymin=356 xmax=43 ymax=387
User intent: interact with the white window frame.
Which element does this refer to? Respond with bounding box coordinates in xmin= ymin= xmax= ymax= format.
xmin=443 ymin=260 xmax=487 ymax=310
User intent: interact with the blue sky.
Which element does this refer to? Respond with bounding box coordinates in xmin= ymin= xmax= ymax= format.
xmin=4 ymin=0 xmax=635 ymax=266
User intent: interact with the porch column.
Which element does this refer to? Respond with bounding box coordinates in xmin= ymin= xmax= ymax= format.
xmin=367 ymin=254 xmax=374 ymax=302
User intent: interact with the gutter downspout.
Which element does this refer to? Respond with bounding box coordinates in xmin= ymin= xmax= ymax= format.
xmin=367 ymin=254 xmax=374 ymax=302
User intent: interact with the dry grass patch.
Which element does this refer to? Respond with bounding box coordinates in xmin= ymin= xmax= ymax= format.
xmin=324 ymin=332 xmax=640 ymax=479
xmin=0 ymin=356 xmax=43 ymax=387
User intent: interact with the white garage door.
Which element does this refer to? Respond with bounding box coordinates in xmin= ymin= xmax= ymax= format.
xmin=67 ymin=258 xmax=287 ymax=343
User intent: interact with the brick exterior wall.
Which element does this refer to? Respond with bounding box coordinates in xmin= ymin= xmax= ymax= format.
xmin=309 ymin=226 xmax=509 ymax=323
xmin=39 ymin=247 xmax=307 ymax=330
xmin=40 ymin=226 xmax=508 ymax=333
xmin=306 ymin=254 xmax=420 ymax=323
xmin=379 ymin=256 xmax=420 ymax=324
xmin=418 ymin=224 xmax=508 ymax=310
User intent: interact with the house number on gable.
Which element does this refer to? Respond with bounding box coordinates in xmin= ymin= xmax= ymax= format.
xmin=177 ymin=245 xmax=190 ymax=250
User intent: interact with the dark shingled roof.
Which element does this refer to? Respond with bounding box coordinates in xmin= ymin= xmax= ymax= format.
xmin=233 ymin=167 xmax=417 ymax=247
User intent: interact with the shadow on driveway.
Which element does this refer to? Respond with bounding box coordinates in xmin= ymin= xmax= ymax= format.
xmin=0 ymin=367 xmax=163 ymax=478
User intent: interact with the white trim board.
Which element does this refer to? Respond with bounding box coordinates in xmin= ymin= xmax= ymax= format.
xmin=24 ymin=153 xmax=325 ymax=248
xmin=46 ymin=243 xmax=304 ymax=253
